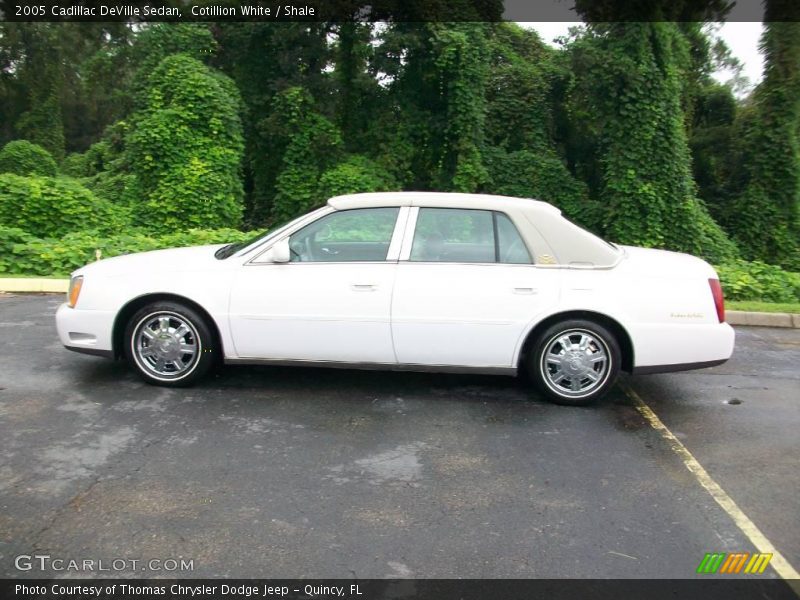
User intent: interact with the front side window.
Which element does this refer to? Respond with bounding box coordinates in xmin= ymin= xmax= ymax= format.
xmin=409 ymin=208 xmax=531 ymax=264
xmin=288 ymin=207 xmax=400 ymax=262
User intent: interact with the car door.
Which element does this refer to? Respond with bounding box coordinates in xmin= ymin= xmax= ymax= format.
xmin=391 ymin=207 xmax=560 ymax=368
xmin=229 ymin=207 xmax=406 ymax=363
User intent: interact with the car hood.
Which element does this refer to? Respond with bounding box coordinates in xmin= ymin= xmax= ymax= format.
xmin=619 ymin=245 xmax=718 ymax=279
xmin=73 ymin=244 xmax=227 ymax=278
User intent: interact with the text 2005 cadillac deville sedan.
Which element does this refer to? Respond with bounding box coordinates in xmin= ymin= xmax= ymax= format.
xmin=56 ymin=192 xmax=734 ymax=405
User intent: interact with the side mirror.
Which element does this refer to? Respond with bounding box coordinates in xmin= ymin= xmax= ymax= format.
xmin=270 ymin=238 xmax=291 ymax=263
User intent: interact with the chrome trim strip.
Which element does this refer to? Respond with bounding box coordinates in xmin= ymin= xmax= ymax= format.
xmin=224 ymin=357 xmax=517 ymax=376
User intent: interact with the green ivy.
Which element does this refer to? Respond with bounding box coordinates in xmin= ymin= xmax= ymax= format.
xmin=0 ymin=174 xmax=127 ymax=238
xmin=482 ymin=147 xmax=603 ymax=233
xmin=0 ymin=226 xmax=257 ymax=276
xmin=567 ymin=23 xmax=738 ymax=264
xmin=727 ymin=14 xmax=800 ymax=270
xmin=268 ymin=87 xmax=343 ymax=221
xmin=0 ymin=140 xmax=58 ymax=177
xmin=715 ymin=260 xmax=800 ymax=303
xmin=125 ymin=54 xmax=245 ymax=232
xmin=317 ymin=155 xmax=398 ymax=200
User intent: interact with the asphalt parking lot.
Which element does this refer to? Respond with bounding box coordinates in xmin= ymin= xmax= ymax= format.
xmin=0 ymin=294 xmax=798 ymax=581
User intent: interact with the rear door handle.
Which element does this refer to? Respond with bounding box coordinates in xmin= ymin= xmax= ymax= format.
xmin=351 ymin=283 xmax=377 ymax=291
xmin=513 ymin=287 xmax=538 ymax=295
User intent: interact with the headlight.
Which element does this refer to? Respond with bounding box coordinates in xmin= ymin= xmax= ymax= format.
xmin=67 ymin=276 xmax=83 ymax=308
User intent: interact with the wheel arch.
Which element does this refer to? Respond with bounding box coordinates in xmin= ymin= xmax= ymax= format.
xmin=112 ymin=293 xmax=224 ymax=360
xmin=517 ymin=310 xmax=634 ymax=373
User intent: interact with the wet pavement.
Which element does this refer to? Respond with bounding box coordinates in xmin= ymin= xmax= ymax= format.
xmin=0 ymin=294 xmax=797 ymax=579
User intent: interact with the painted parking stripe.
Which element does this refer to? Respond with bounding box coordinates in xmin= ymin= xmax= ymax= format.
xmin=620 ymin=382 xmax=800 ymax=589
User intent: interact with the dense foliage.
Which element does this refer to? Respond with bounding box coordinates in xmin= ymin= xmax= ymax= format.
xmin=0 ymin=140 xmax=58 ymax=177
xmin=726 ymin=4 xmax=800 ymax=270
xmin=125 ymin=54 xmax=245 ymax=232
xmin=565 ymin=22 xmax=738 ymax=264
xmin=0 ymin=226 xmax=256 ymax=276
xmin=0 ymin=18 xmax=798 ymax=298
xmin=716 ymin=260 xmax=800 ymax=303
xmin=0 ymin=174 xmax=125 ymax=238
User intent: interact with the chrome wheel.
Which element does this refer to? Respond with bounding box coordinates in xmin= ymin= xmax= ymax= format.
xmin=540 ymin=329 xmax=611 ymax=398
xmin=131 ymin=312 xmax=201 ymax=381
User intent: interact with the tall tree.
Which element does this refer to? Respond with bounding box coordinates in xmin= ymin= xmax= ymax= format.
xmin=728 ymin=0 xmax=800 ymax=269
xmin=377 ymin=22 xmax=491 ymax=192
xmin=10 ymin=25 xmax=65 ymax=160
xmin=213 ymin=23 xmax=332 ymax=226
xmin=566 ymin=6 xmax=737 ymax=262
xmin=126 ymin=54 xmax=245 ymax=231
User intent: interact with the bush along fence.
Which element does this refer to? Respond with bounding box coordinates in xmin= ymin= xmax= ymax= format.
xmin=2 ymin=224 xmax=799 ymax=304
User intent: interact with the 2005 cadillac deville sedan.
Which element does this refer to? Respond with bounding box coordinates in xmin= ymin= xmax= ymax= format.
xmin=56 ymin=192 xmax=734 ymax=405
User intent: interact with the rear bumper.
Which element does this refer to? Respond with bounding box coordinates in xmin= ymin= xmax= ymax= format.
xmin=55 ymin=303 xmax=115 ymax=357
xmin=632 ymin=358 xmax=728 ymax=375
xmin=630 ymin=322 xmax=735 ymax=372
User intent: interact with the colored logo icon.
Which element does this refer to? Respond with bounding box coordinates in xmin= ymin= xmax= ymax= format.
xmin=697 ymin=552 xmax=773 ymax=574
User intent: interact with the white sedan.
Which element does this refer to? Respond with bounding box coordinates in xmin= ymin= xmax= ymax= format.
xmin=56 ymin=192 xmax=734 ymax=405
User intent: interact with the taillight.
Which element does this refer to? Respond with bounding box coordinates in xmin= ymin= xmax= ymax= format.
xmin=709 ymin=278 xmax=724 ymax=323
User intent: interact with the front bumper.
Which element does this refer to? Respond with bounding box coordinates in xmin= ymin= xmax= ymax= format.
xmin=55 ymin=303 xmax=115 ymax=358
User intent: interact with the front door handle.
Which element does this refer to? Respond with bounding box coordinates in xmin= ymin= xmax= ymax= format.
xmin=513 ymin=287 xmax=538 ymax=295
xmin=351 ymin=283 xmax=377 ymax=291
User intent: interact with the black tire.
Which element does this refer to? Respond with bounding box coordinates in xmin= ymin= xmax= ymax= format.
xmin=123 ymin=301 xmax=216 ymax=387
xmin=526 ymin=319 xmax=621 ymax=406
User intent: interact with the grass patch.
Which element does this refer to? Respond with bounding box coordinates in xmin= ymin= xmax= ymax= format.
xmin=728 ymin=300 xmax=800 ymax=314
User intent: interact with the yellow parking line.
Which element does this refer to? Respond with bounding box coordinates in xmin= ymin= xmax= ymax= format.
xmin=620 ymin=382 xmax=800 ymax=590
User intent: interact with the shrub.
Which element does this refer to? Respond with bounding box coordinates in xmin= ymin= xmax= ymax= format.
xmin=715 ymin=260 xmax=800 ymax=303
xmin=317 ymin=155 xmax=398 ymax=201
xmin=60 ymin=153 xmax=88 ymax=178
xmin=126 ymin=54 xmax=245 ymax=232
xmin=0 ymin=226 xmax=38 ymax=275
xmin=0 ymin=140 xmax=58 ymax=177
xmin=0 ymin=174 xmax=127 ymax=238
xmin=0 ymin=228 xmax=258 ymax=276
xmin=483 ymin=146 xmax=603 ymax=233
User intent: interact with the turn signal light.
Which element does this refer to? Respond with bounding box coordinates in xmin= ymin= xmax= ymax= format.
xmin=68 ymin=276 xmax=83 ymax=308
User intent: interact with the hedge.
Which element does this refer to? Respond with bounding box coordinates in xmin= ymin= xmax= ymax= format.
xmin=0 ymin=174 xmax=127 ymax=238
xmin=0 ymin=140 xmax=58 ymax=177
xmin=2 ymin=224 xmax=798 ymax=305
xmin=715 ymin=260 xmax=800 ymax=303
xmin=0 ymin=227 xmax=259 ymax=277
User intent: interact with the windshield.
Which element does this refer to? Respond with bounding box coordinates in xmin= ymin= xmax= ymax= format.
xmin=214 ymin=207 xmax=327 ymax=260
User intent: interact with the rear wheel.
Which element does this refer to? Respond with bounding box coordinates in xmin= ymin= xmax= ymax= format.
xmin=527 ymin=319 xmax=620 ymax=406
xmin=124 ymin=301 xmax=216 ymax=387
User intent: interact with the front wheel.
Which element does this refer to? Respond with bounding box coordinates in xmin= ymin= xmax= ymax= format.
xmin=527 ymin=319 xmax=621 ymax=406
xmin=124 ymin=301 xmax=216 ymax=387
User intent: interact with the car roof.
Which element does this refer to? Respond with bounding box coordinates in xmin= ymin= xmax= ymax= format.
xmin=326 ymin=191 xmax=621 ymax=268
xmin=327 ymin=192 xmax=561 ymax=214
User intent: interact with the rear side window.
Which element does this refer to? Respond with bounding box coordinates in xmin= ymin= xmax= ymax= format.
xmin=409 ymin=208 xmax=531 ymax=264
xmin=496 ymin=212 xmax=532 ymax=264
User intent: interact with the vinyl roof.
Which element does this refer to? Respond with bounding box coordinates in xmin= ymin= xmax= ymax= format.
xmin=328 ymin=192 xmax=561 ymax=214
